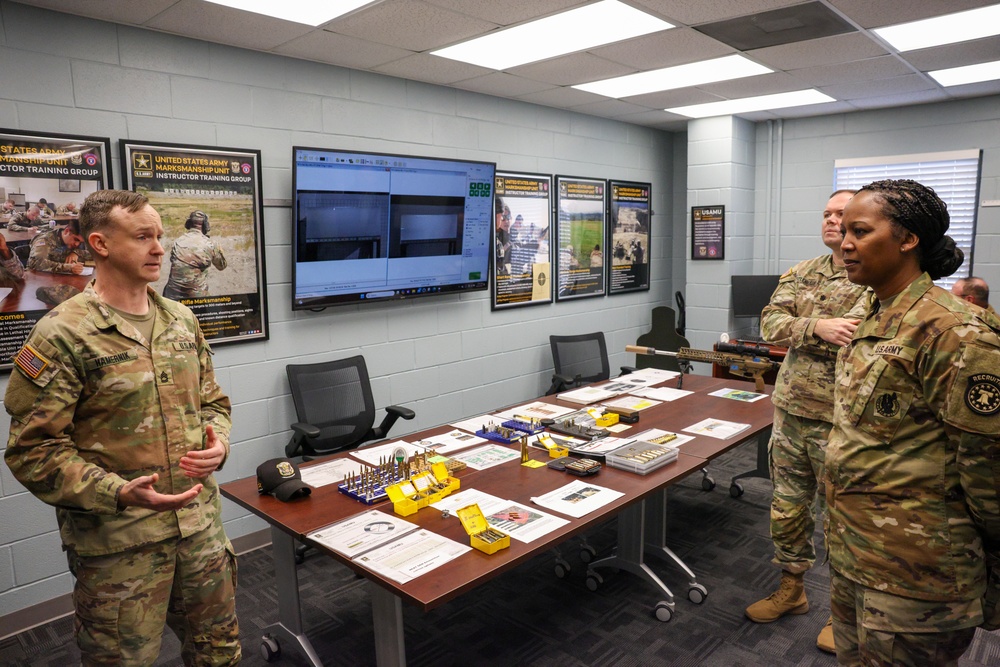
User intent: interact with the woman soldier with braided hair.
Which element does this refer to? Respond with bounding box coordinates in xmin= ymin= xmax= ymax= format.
xmin=826 ymin=179 xmax=1000 ymax=666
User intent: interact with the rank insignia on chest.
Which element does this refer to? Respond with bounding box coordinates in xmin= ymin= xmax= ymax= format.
xmin=157 ymin=368 xmax=173 ymax=385
xmin=965 ymin=374 xmax=1000 ymax=416
xmin=875 ymin=392 xmax=900 ymax=418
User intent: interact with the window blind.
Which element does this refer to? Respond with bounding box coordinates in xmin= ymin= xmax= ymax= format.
xmin=834 ymin=149 xmax=982 ymax=290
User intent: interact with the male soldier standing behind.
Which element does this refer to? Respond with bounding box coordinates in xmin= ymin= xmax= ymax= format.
xmin=744 ymin=190 xmax=869 ymax=653
xmin=952 ymin=276 xmax=997 ymax=317
xmin=163 ymin=210 xmax=227 ymax=300
xmin=4 ymin=189 xmax=240 ymax=665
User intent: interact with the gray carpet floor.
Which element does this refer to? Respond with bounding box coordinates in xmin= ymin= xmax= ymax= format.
xmin=3 ymin=443 xmax=999 ymax=666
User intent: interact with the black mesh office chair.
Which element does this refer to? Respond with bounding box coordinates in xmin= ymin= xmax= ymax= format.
xmin=285 ymin=355 xmax=415 ymax=562
xmin=285 ymin=355 xmax=414 ymax=460
xmin=547 ymin=332 xmax=632 ymax=395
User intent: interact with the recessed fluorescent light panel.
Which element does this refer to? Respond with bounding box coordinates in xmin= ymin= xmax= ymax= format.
xmin=873 ymin=4 xmax=1000 ymax=52
xmin=431 ymin=0 xmax=673 ymax=71
xmin=574 ymin=54 xmax=771 ymax=98
xmin=204 ymin=0 xmax=375 ymax=26
xmin=929 ymin=60 xmax=1000 ymax=87
xmin=667 ymin=90 xmax=835 ymax=119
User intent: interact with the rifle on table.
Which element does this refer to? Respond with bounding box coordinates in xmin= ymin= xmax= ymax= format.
xmin=626 ymin=343 xmax=781 ymax=392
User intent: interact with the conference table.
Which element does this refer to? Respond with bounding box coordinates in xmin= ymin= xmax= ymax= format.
xmin=0 ymin=269 xmax=92 ymax=313
xmin=221 ymin=373 xmax=774 ymax=666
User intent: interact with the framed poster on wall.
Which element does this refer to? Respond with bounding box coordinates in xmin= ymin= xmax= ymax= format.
xmin=492 ymin=171 xmax=552 ymax=310
xmin=0 ymin=128 xmax=112 ymax=372
xmin=554 ymin=175 xmax=606 ymax=301
xmin=607 ymin=180 xmax=651 ymax=295
xmin=691 ymin=205 xmax=725 ymax=260
xmin=121 ymin=140 xmax=268 ymax=345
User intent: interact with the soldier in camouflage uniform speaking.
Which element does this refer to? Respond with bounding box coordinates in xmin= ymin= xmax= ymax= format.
xmin=827 ymin=179 xmax=1000 ymax=666
xmin=4 ymin=190 xmax=240 ymax=665
xmin=744 ymin=190 xmax=869 ymax=654
xmin=163 ymin=210 xmax=227 ymax=300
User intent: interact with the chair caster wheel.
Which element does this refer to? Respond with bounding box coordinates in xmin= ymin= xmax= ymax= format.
xmin=586 ymin=571 xmax=603 ymax=592
xmin=260 ymin=634 xmax=280 ymax=662
xmin=654 ymin=601 xmax=673 ymax=622
xmin=554 ymin=559 xmax=571 ymax=578
xmin=701 ymin=476 xmax=715 ymax=491
xmin=580 ymin=545 xmax=597 ymax=563
xmin=729 ymin=482 xmax=744 ymax=498
xmin=688 ymin=583 xmax=708 ymax=604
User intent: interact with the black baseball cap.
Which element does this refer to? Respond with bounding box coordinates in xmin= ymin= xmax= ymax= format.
xmin=257 ymin=457 xmax=311 ymax=501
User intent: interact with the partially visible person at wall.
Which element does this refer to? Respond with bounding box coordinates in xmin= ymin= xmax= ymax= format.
xmin=27 ymin=219 xmax=90 ymax=274
xmin=0 ymin=228 xmax=25 ymax=287
xmin=745 ymin=189 xmax=869 ymax=655
xmin=952 ymin=276 xmax=996 ymax=317
xmin=162 ymin=210 xmax=227 ymax=300
xmin=4 ymin=189 xmax=240 ymax=665
xmin=828 ymin=179 xmax=1000 ymax=666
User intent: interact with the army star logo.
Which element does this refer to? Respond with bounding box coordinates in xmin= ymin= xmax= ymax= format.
xmin=875 ymin=392 xmax=900 ymax=418
xmin=965 ymin=374 xmax=1000 ymax=416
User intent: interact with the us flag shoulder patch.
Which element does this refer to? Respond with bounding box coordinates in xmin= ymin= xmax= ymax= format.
xmin=15 ymin=344 xmax=49 ymax=379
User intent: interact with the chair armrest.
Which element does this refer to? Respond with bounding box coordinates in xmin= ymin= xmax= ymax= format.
xmin=372 ymin=405 xmax=415 ymax=439
xmin=285 ymin=422 xmax=321 ymax=458
xmin=619 ymin=365 xmax=636 ymax=376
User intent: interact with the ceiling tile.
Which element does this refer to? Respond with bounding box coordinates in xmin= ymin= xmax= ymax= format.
xmin=631 ymin=0 xmax=812 ymax=26
xmin=623 ymin=88 xmax=724 ymax=108
xmin=8 ymin=0 xmax=179 ymax=24
xmin=273 ymin=30 xmax=413 ymax=70
xmin=826 ymin=0 xmax=992 ymax=29
xmin=901 ymin=35 xmax=1000 ymax=72
xmin=789 ymin=55 xmax=915 ymax=87
xmin=841 ymin=88 xmax=951 ymax=109
xmin=568 ymin=98 xmax=658 ymax=117
xmin=144 ymin=0 xmax=312 ymax=50
xmin=695 ymin=2 xmax=855 ymax=51
xmin=819 ymin=74 xmax=936 ymax=100
xmin=452 ymin=72 xmax=556 ymax=98
xmin=587 ymin=27 xmax=735 ymax=70
xmin=329 ymin=0 xmax=497 ymax=52
xmin=515 ymin=86 xmax=605 ymax=109
xmin=749 ymin=32 xmax=887 ymax=70
xmin=696 ymin=71 xmax=804 ymax=98
xmin=374 ymin=53 xmax=493 ymax=85
xmin=420 ymin=0 xmax=583 ymax=27
xmin=510 ymin=53 xmax=636 ymax=87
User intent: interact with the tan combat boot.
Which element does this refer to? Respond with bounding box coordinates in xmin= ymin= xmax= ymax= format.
xmin=816 ymin=616 xmax=835 ymax=653
xmin=745 ymin=571 xmax=809 ymax=622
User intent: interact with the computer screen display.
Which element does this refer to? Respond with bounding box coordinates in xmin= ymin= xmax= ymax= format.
xmin=292 ymin=147 xmax=496 ymax=309
xmin=731 ymin=274 xmax=782 ymax=318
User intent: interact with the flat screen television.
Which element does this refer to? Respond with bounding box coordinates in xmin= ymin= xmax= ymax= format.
xmin=731 ymin=274 xmax=782 ymax=318
xmin=292 ymin=147 xmax=496 ymax=309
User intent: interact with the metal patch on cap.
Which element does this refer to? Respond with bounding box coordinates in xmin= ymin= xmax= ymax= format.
xmin=277 ymin=461 xmax=295 ymax=478
xmin=965 ymin=373 xmax=1000 ymax=416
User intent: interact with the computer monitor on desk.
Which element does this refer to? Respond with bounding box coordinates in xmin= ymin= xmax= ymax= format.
xmin=731 ymin=275 xmax=781 ymax=319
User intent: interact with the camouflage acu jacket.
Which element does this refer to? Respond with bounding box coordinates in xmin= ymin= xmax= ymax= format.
xmin=761 ymin=253 xmax=869 ymax=419
xmin=826 ymin=273 xmax=1000 ymax=603
xmin=4 ymin=283 xmax=232 ymax=557
xmin=163 ymin=230 xmax=226 ymax=299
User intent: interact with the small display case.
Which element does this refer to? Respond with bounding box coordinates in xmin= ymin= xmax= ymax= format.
xmin=536 ymin=434 xmax=569 ymax=458
xmin=457 ymin=504 xmax=510 ymax=554
xmin=384 ymin=462 xmax=460 ymax=516
xmin=605 ymin=440 xmax=679 ymax=475
xmin=594 ymin=412 xmax=619 ymax=428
